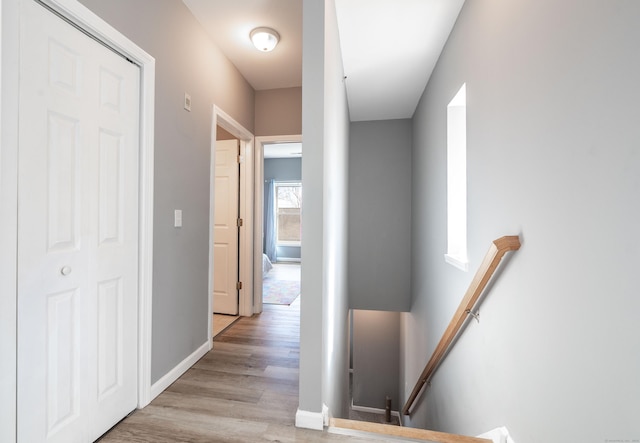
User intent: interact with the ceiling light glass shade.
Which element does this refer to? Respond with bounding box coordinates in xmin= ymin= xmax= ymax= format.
xmin=250 ymin=27 xmax=280 ymax=52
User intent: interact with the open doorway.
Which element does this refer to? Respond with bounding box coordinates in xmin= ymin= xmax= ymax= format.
xmin=211 ymin=126 xmax=241 ymax=337
xmin=254 ymin=136 xmax=302 ymax=313
xmin=263 ymin=171 xmax=302 ymax=306
xmin=212 ymin=127 xmax=240 ymax=316
xmin=209 ymin=107 xmax=254 ymax=342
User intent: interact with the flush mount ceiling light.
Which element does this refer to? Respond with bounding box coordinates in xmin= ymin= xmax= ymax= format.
xmin=250 ymin=27 xmax=280 ymax=52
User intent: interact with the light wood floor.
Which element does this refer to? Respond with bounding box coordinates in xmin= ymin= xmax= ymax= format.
xmin=212 ymin=313 xmax=240 ymax=338
xmin=99 ymin=299 xmax=373 ymax=442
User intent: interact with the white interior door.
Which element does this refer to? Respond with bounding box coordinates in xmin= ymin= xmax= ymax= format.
xmin=213 ymin=139 xmax=240 ymax=315
xmin=17 ymin=1 xmax=140 ymax=441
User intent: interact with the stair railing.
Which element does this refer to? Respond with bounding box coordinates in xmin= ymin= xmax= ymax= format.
xmin=402 ymin=235 xmax=521 ymax=416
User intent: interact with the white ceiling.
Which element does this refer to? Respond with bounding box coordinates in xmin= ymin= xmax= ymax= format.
xmin=182 ymin=0 xmax=302 ymax=90
xmin=264 ymin=142 xmax=303 ymax=159
xmin=335 ymin=0 xmax=465 ymax=121
xmin=182 ymin=0 xmax=464 ymax=121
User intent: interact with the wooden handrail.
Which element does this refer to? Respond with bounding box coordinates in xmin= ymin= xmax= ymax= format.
xmin=402 ymin=235 xmax=521 ymax=416
xmin=329 ymin=418 xmax=492 ymax=443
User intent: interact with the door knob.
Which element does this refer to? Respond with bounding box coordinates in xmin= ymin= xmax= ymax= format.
xmin=60 ymin=266 xmax=72 ymax=276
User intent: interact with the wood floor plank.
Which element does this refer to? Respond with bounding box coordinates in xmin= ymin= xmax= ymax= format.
xmin=99 ymin=303 xmax=379 ymax=442
xmin=166 ymin=378 xmax=264 ymax=404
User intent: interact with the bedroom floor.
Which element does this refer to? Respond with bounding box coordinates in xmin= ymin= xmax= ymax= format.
xmin=268 ymin=262 xmax=301 ymax=281
xmin=263 ymin=262 xmax=301 ymax=305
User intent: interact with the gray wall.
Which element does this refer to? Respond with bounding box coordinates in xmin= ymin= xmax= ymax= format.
xmin=255 ymin=87 xmax=302 ymax=136
xmin=321 ymin=0 xmax=350 ymax=418
xmin=299 ymin=0 xmax=326 ymax=417
xmin=264 ymin=158 xmax=302 ymax=260
xmin=265 ymin=158 xmax=302 ymax=182
xmin=402 ymin=0 xmax=640 ymax=441
xmin=299 ymin=0 xmax=351 ymax=421
xmin=352 ymin=310 xmax=400 ymax=411
xmin=78 ymin=0 xmax=255 ymax=384
xmin=348 ymin=119 xmax=412 ymax=311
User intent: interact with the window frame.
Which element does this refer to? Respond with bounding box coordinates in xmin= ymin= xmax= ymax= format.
xmin=274 ymin=181 xmax=302 ymax=247
xmin=445 ymin=83 xmax=468 ymax=272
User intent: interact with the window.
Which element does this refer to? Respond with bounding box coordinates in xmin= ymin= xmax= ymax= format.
xmin=275 ymin=182 xmax=302 ymax=245
xmin=445 ymin=84 xmax=468 ymax=271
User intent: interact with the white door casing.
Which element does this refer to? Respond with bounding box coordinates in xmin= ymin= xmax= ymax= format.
xmin=213 ymin=139 xmax=240 ymax=315
xmin=253 ymin=135 xmax=302 ymax=315
xmin=17 ymin=1 xmax=141 ymax=441
xmin=207 ymin=106 xmax=255 ymax=341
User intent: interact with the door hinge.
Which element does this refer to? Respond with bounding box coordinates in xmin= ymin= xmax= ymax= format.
xmin=237 ymin=154 xmax=244 ymax=164
xmin=236 ymin=281 xmax=243 ymax=290
xmin=237 ymin=218 xmax=243 ymax=227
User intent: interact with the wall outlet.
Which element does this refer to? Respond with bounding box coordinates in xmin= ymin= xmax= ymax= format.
xmin=174 ymin=209 xmax=182 ymax=228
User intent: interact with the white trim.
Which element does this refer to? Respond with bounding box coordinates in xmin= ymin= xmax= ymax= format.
xmin=0 ymin=2 xmax=155 ymax=438
xmin=208 ymin=106 xmax=255 ymax=341
xmin=253 ymin=138 xmax=264 ymax=314
xmin=295 ymin=408 xmax=325 ymax=431
xmin=278 ymin=241 xmax=302 ymax=247
xmin=350 ymin=401 xmax=403 ymax=426
xmin=477 ymin=426 xmax=516 ymax=443
xmin=254 ymin=135 xmax=302 ymax=314
xmin=444 ymin=253 xmax=469 ymax=272
xmin=0 ymin=2 xmax=19 ymax=442
xmin=150 ymin=341 xmax=209 ymax=400
xmin=322 ymin=403 xmax=329 ymax=426
xmin=239 ymin=136 xmax=255 ymax=317
xmin=272 ymin=179 xmax=302 ymax=184
xmin=446 ymin=83 xmax=468 ymax=272
xmin=275 ymin=257 xmax=302 ymax=263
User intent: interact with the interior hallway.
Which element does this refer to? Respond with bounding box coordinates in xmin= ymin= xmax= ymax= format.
xmin=100 ymin=299 xmax=371 ymax=442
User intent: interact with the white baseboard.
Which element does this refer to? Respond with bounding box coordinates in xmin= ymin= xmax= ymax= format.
xmin=149 ymin=341 xmax=209 ymax=401
xmin=477 ymin=426 xmax=515 ymax=443
xmin=351 ymin=401 xmax=403 ymax=426
xmin=322 ymin=403 xmax=330 ymax=426
xmin=295 ymin=408 xmax=324 ymax=430
xmin=275 ymin=257 xmax=301 ymax=263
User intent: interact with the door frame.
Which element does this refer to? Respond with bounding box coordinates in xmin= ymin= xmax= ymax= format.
xmin=0 ymin=1 xmax=156 ymax=440
xmin=253 ymin=134 xmax=302 ymax=314
xmin=208 ymin=106 xmax=254 ymax=343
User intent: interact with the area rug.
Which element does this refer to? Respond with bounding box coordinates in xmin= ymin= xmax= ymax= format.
xmin=263 ymin=277 xmax=300 ymax=305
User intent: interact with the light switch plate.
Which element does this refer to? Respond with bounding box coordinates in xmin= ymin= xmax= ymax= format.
xmin=174 ymin=209 xmax=182 ymax=227
xmin=184 ymin=93 xmax=192 ymax=112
